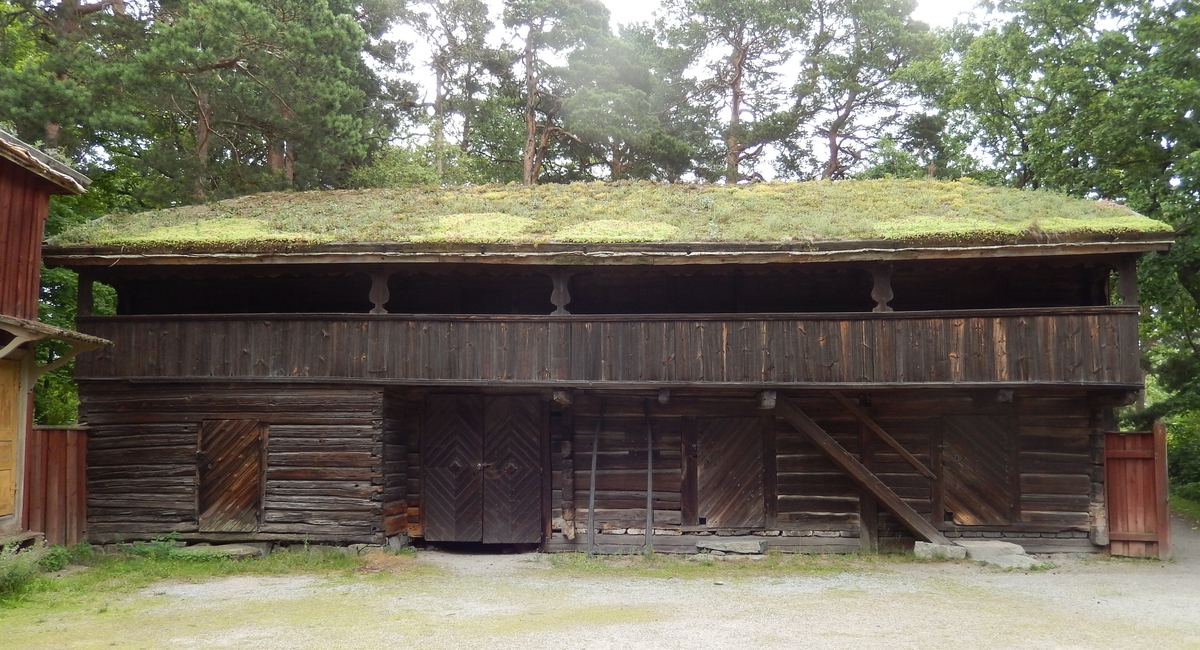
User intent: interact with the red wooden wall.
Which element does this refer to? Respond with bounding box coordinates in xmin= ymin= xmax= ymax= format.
xmin=0 ymin=156 xmax=53 ymax=321
xmin=22 ymin=426 xmax=87 ymax=546
xmin=1105 ymin=423 xmax=1170 ymax=558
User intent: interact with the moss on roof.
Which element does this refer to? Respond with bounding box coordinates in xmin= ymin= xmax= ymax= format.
xmin=49 ymin=179 xmax=1171 ymax=251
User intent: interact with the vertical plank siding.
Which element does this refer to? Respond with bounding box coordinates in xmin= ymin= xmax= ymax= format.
xmin=22 ymin=427 xmax=88 ymax=545
xmin=80 ymin=382 xmax=384 ymax=544
xmin=0 ymin=157 xmax=53 ymax=320
xmin=76 ymin=307 xmax=1141 ymax=387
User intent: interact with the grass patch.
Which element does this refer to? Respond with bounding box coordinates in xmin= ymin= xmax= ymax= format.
xmin=48 ymin=179 xmax=1171 ymax=251
xmin=1171 ymin=492 xmax=1200 ymax=525
xmin=0 ymin=543 xmax=366 ymax=611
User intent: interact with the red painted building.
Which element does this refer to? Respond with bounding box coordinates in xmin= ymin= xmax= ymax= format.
xmin=0 ymin=129 xmax=108 ymax=541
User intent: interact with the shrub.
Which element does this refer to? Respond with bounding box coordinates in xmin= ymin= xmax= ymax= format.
xmin=0 ymin=544 xmax=44 ymax=597
xmin=1175 ymin=482 xmax=1200 ymax=503
xmin=1166 ymin=411 xmax=1200 ymax=487
xmin=38 ymin=545 xmax=71 ymax=572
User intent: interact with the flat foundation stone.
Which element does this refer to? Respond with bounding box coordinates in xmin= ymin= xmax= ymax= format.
xmin=696 ymin=539 xmax=767 ymax=555
xmin=914 ymin=541 xmax=967 ymax=560
xmin=955 ymin=540 xmax=1026 ymax=560
xmin=175 ymin=543 xmax=265 ymax=559
xmin=980 ymin=554 xmax=1042 ymax=570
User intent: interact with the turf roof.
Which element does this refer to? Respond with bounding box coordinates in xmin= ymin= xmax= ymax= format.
xmin=49 ymin=178 xmax=1171 ymax=252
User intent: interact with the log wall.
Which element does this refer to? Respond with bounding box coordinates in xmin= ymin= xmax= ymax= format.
xmin=545 ymin=390 xmax=1101 ymax=554
xmin=76 ymin=307 xmax=1141 ymax=387
xmin=80 ymin=382 xmax=385 ymax=544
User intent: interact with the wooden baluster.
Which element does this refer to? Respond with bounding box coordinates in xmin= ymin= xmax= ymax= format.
xmin=871 ymin=265 xmax=894 ymax=313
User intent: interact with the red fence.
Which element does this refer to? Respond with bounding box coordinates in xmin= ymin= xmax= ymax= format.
xmin=22 ymin=426 xmax=87 ymax=546
xmin=1105 ymin=423 xmax=1170 ymax=558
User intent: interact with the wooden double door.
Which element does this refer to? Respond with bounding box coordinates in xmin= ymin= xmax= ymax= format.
xmin=423 ymin=395 xmax=544 ymax=543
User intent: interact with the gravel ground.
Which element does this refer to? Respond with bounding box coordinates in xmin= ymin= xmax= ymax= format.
xmin=7 ymin=516 xmax=1199 ymax=649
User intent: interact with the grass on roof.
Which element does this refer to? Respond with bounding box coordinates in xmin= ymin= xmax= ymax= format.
xmin=49 ymin=178 xmax=1172 ymax=251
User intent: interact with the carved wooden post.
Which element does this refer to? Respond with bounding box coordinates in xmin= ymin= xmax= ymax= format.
xmin=550 ymin=271 xmax=572 ymax=315
xmin=871 ymin=265 xmax=893 ymax=313
xmin=368 ymin=270 xmax=391 ymax=315
xmin=1116 ymin=258 xmax=1138 ymax=306
xmin=77 ymin=271 xmax=94 ymax=318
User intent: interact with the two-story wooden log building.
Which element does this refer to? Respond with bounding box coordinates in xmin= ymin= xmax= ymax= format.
xmin=43 ymin=180 xmax=1173 ymax=553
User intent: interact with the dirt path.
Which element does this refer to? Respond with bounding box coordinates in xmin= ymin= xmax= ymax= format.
xmin=4 ymin=521 xmax=1198 ymax=650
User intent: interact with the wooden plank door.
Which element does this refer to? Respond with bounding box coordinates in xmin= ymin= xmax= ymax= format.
xmin=697 ymin=418 xmax=765 ymax=528
xmin=1106 ymin=424 xmax=1170 ymax=558
xmin=423 ymin=394 xmax=485 ymax=542
xmin=942 ymin=416 xmax=1016 ymax=526
xmin=482 ymin=396 xmax=543 ymax=544
xmin=0 ymin=360 xmax=18 ymax=517
xmin=197 ymin=419 xmax=266 ymax=533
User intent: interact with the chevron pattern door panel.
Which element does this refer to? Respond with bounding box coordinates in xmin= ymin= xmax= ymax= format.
xmin=942 ymin=415 xmax=1015 ymax=525
xmin=482 ymin=396 xmax=543 ymax=543
xmin=423 ymin=394 xmax=485 ymax=542
xmin=197 ymin=420 xmax=265 ymax=533
xmin=698 ymin=418 xmax=765 ymax=528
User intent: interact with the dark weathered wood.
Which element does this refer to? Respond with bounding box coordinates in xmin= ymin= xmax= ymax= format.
xmin=762 ymin=414 xmax=778 ymax=528
xmin=1115 ymin=258 xmax=1138 ymax=306
xmin=587 ymin=401 xmax=603 ymax=557
xmin=697 ymin=418 xmax=764 ymax=528
xmin=644 ymin=399 xmax=653 ymax=550
xmin=76 ymin=307 xmax=1144 ymax=388
xmin=942 ymin=416 xmax=1014 ymax=525
xmin=680 ymin=416 xmax=698 ymax=526
xmin=422 ymin=394 xmax=484 ymax=542
xmin=197 ymin=420 xmax=265 ymax=533
xmin=774 ymin=397 xmax=950 ymax=545
xmin=481 ymin=395 xmax=543 ymax=544
xmin=830 ymin=391 xmax=936 ymax=480
xmin=859 ymin=423 xmax=878 ymax=553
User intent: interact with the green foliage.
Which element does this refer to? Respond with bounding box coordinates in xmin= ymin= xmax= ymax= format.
xmin=49 ymin=179 xmax=1169 ymax=250
xmin=1176 ymin=483 xmax=1200 ymax=503
xmin=0 ymin=544 xmax=43 ymax=598
xmin=1165 ymin=411 xmax=1200 ymax=487
xmin=38 ymin=546 xmax=71 ymax=573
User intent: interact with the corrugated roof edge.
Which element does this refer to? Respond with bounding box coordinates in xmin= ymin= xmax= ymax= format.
xmin=0 ymin=129 xmax=91 ymax=194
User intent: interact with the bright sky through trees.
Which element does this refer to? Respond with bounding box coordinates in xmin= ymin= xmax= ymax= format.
xmin=597 ymin=0 xmax=971 ymax=28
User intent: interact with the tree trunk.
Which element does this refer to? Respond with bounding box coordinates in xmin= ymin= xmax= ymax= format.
xmin=521 ymin=28 xmax=539 ymax=186
xmin=194 ymin=89 xmax=211 ymax=200
xmin=434 ymin=64 xmax=446 ymax=177
xmin=725 ymin=40 xmax=748 ymax=184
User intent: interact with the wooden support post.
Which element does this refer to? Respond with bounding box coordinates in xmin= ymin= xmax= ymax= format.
xmin=680 ymin=416 xmax=698 ymax=526
xmin=774 ymin=397 xmax=951 ymax=545
xmin=871 ymin=265 xmax=894 ymax=313
xmin=829 ymin=391 xmax=937 ymax=480
xmin=77 ymin=271 xmax=93 ymax=318
xmin=587 ymin=401 xmax=603 ymax=558
xmin=644 ymin=399 xmax=653 ymax=552
xmin=858 ymin=422 xmax=878 ymax=554
xmin=1154 ymin=421 xmax=1171 ymax=559
xmin=368 ymin=270 xmax=391 ymax=315
xmin=762 ymin=413 xmax=778 ymax=528
xmin=551 ymin=272 xmax=572 ymax=315
xmin=1116 ymin=258 xmax=1138 ymax=306
xmin=561 ymin=408 xmax=576 ymax=540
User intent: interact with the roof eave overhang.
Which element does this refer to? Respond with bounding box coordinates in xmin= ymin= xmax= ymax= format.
xmin=0 ymin=315 xmax=112 ymax=378
xmin=42 ymin=234 xmax=1175 ymax=268
xmin=0 ymin=131 xmax=91 ymax=195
